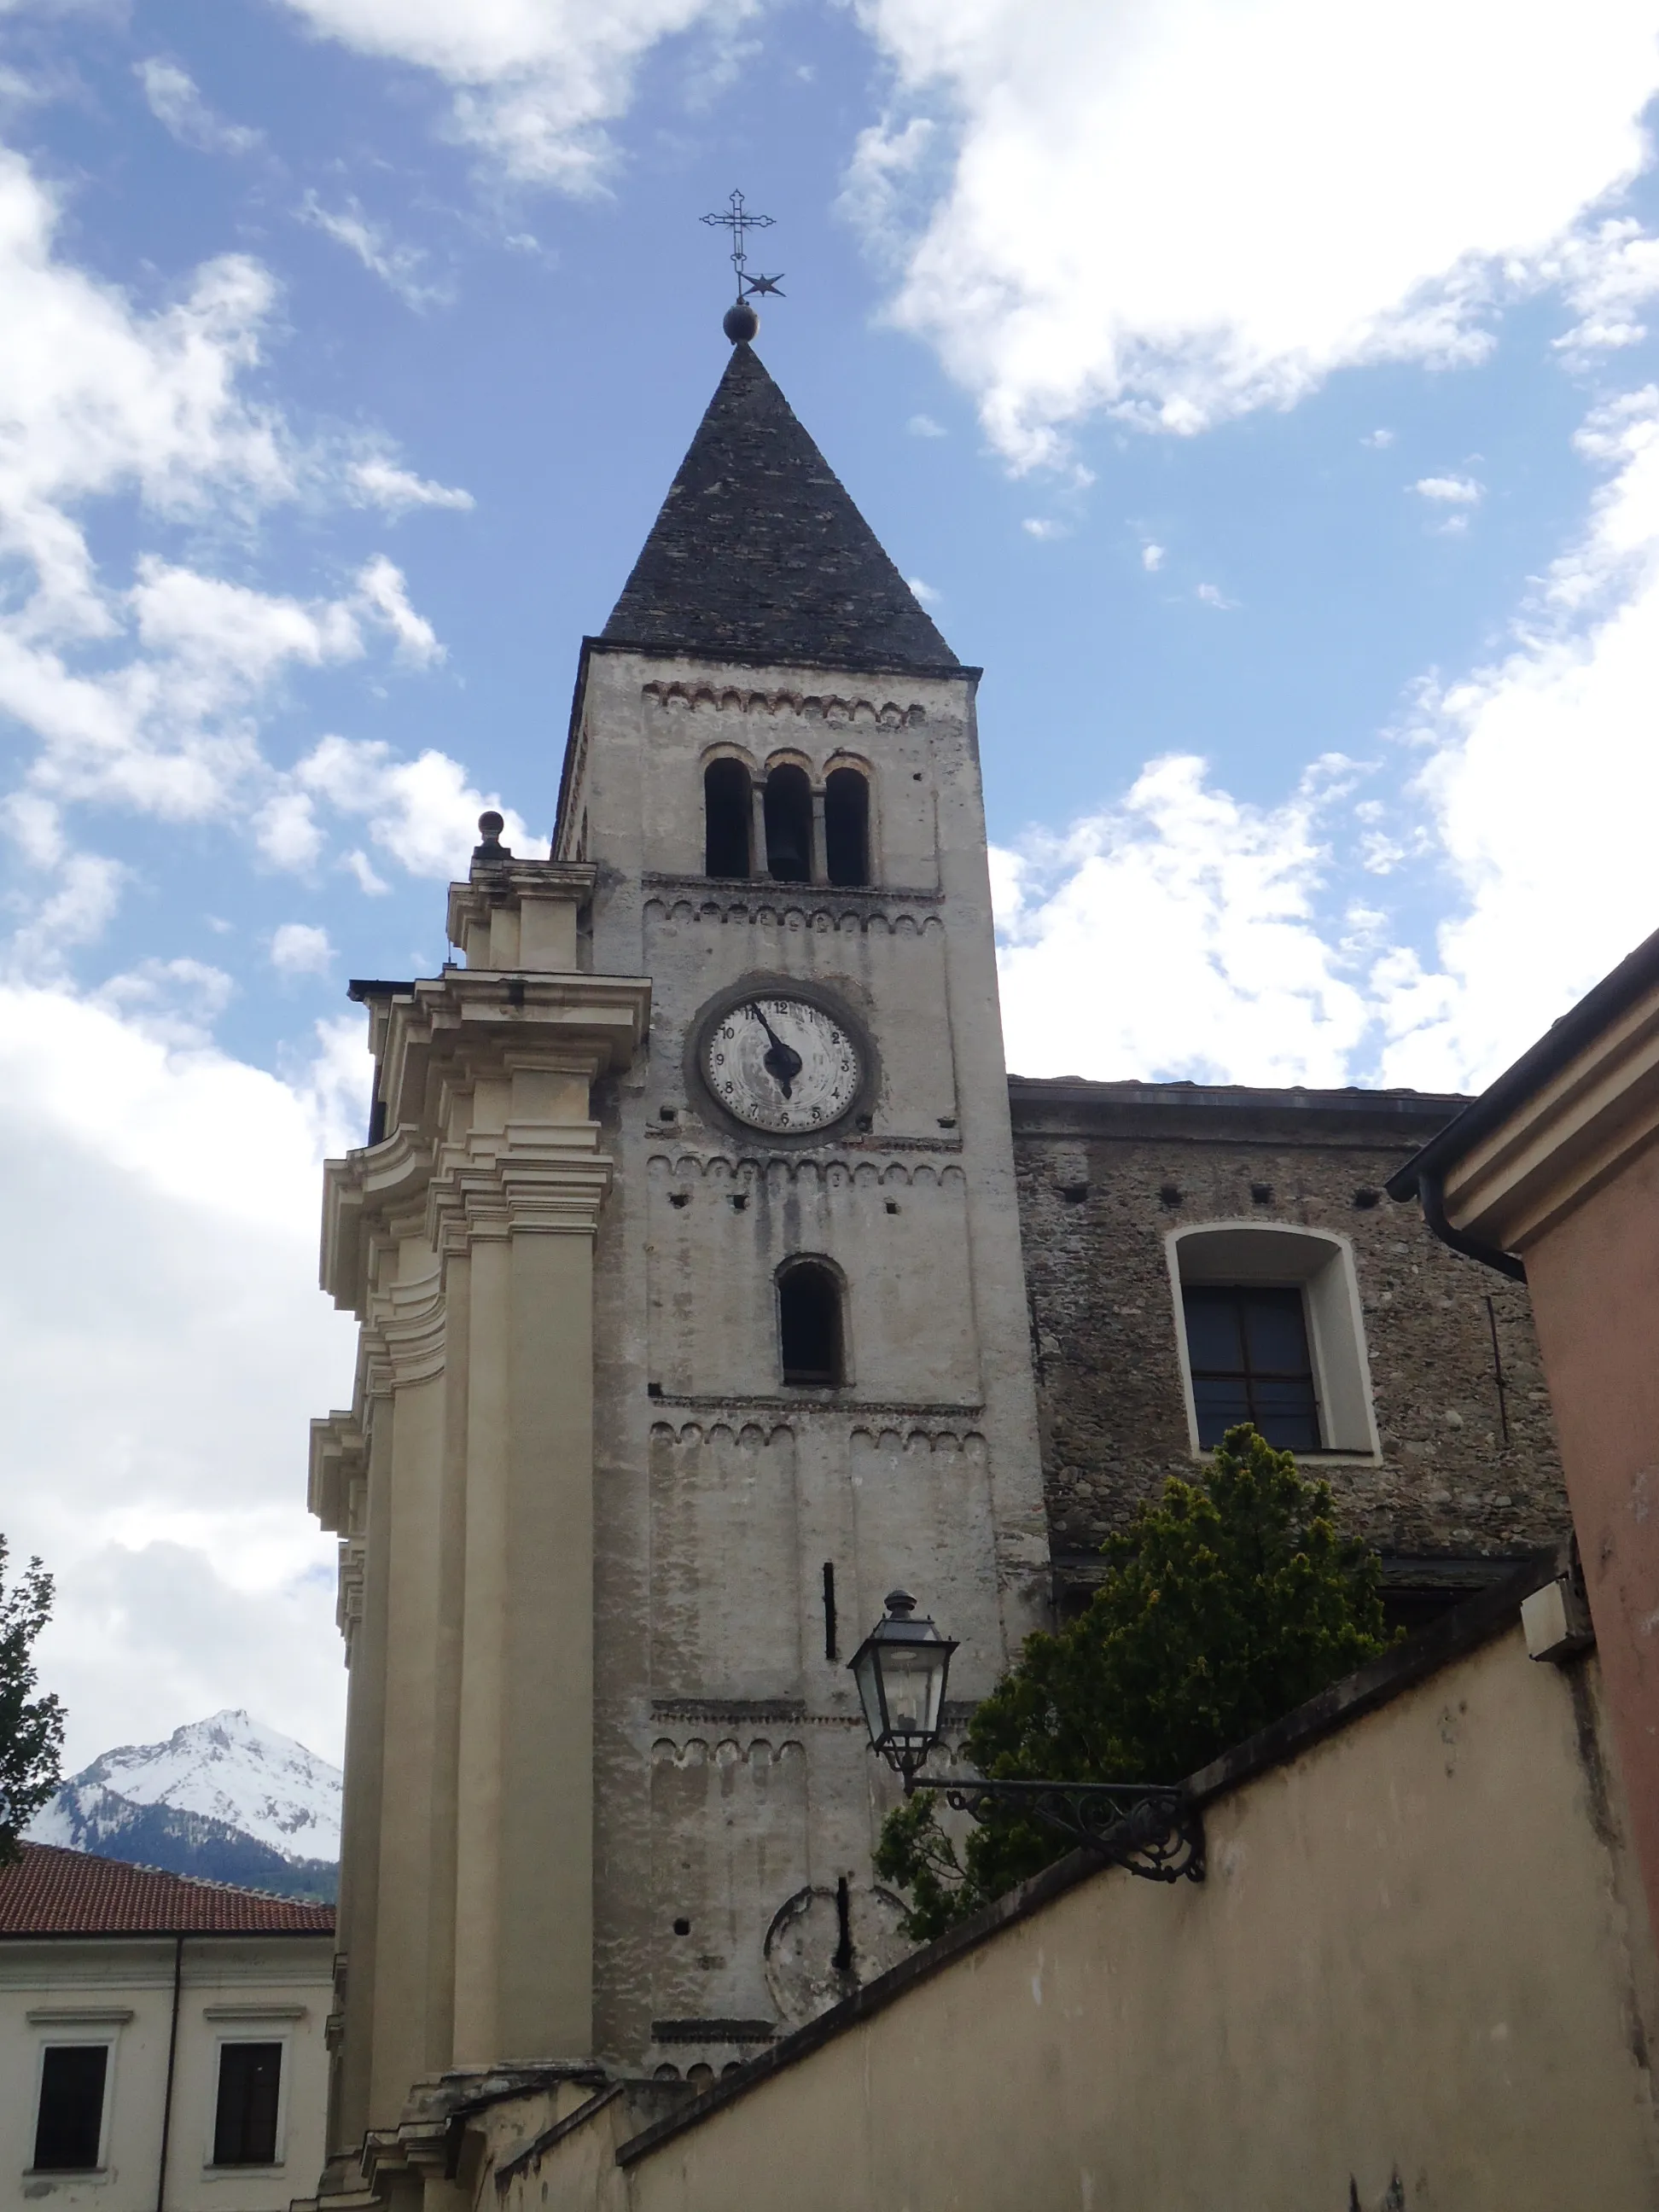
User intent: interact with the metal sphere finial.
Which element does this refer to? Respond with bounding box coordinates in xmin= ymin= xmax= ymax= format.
xmin=723 ymin=300 xmax=760 ymax=344
xmin=478 ymin=811 xmax=505 ymax=839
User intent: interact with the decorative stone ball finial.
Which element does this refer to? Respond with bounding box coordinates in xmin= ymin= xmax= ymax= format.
xmin=723 ymin=300 xmax=760 ymax=345
xmin=473 ymin=809 xmax=511 ymax=865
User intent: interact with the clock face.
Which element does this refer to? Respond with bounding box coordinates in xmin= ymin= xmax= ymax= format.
xmin=701 ymin=996 xmax=864 ymax=1134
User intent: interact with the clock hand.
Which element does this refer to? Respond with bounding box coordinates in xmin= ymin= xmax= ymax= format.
xmin=748 ymin=1004 xmax=803 ymax=1098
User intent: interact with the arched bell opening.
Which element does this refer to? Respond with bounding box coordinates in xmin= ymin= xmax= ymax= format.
xmin=764 ymin=764 xmax=813 ymax=884
xmin=704 ymin=757 xmax=753 ymax=878
xmin=824 ymin=766 xmax=870 ymax=888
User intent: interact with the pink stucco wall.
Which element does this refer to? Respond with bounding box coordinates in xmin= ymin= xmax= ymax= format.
xmin=1525 ymin=1134 xmax=1659 ymax=1950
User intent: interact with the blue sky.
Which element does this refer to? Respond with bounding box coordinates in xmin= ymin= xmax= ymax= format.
xmin=4 ymin=0 xmax=1659 ymax=1767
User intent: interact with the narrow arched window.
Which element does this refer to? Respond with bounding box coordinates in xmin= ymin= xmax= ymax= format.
xmin=778 ymin=1260 xmax=843 ymax=1386
xmin=704 ymin=759 xmax=752 ymax=878
xmin=764 ymin=764 xmax=813 ymax=883
xmin=824 ymin=767 xmax=870 ymax=888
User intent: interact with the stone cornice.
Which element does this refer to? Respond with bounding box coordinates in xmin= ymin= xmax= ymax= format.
xmin=308 ymin=1412 xmax=366 ymax=1534
xmin=1443 ymin=971 xmax=1659 ymax=1252
xmin=429 ymin=1132 xmax=616 ymax=1261
xmin=445 ymin=861 xmax=597 ymax=952
xmin=378 ymin=969 xmax=651 ymax=1137
xmin=321 ymin=967 xmax=650 ymax=1312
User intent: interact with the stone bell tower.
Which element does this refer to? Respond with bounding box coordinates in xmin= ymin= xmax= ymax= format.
xmin=308 ymin=330 xmax=1049 ymax=2198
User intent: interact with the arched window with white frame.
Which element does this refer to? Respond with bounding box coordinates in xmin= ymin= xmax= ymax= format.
xmin=1167 ymin=1225 xmax=1379 ymax=1458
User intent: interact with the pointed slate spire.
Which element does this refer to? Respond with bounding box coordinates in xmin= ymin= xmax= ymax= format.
xmin=602 ymin=344 xmax=958 ymax=674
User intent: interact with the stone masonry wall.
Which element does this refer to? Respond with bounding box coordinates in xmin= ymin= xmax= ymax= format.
xmin=1010 ymin=1083 xmax=1569 ymax=1571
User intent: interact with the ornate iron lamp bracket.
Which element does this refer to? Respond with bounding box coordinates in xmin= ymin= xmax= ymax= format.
xmin=908 ymin=1777 xmax=1205 ymax=1885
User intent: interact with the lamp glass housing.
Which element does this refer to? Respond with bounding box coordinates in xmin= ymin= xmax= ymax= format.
xmin=848 ymin=1592 xmax=958 ymax=1774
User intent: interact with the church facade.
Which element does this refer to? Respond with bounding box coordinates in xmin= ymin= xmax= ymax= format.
xmin=306 ymin=339 xmax=1566 ymax=2199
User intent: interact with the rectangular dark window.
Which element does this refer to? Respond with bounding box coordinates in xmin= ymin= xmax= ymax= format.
xmin=212 ymin=2042 xmax=282 ymax=2166
xmin=1184 ymin=1284 xmax=1320 ymax=1452
xmin=32 ymin=2045 xmax=108 ymax=2171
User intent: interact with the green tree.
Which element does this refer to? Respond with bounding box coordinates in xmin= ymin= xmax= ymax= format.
xmin=0 ymin=1540 xmax=65 ymax=1866
xmin=876 ymin=1425 xmax=1392 ymax=1940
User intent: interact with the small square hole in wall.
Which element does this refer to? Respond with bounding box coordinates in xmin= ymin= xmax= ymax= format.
xmin=669 ymin=1192 xmax=690 ymax=1209
xmin=1159 ymin=1181 xmax=1182 ymax=1208
xmin=648 ymin=1382 xmax=663 ymax=1400
xmin=912 ymin=771 xmax=923 ymax=781
xmin=854 ymin=1114 xmax=873 ymax=1132
xmin=885 ymin=1200 xmax=899 ymax=1215
xmin=672 ymin=1918 xmax=690 ymax=1936
xmin=938 ymin=1115 xmax=957 ymax=1130
xmin=1250 ymin=1182 xmax=1272 ymax=1205
xmin=1353 ymin=1187 xmax=1381 ymax=1209
xmin=1058 ymin=1183 xmax=1089 ymax=1203
xmin=659 ymin=1106 xmax=678 ymax=1122
xmin=731 ymin=1193 xmax=748 ymax=1212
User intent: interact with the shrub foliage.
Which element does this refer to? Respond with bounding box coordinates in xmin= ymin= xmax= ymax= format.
xmin=875 ymin=1425 xmax=1392 ymax=1940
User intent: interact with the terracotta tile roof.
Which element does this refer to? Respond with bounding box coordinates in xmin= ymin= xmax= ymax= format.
xmin=0 ymin=1843 xmax=335 ymax=1936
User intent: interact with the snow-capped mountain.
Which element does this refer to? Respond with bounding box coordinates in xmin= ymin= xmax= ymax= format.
xmin=27 ymin=1711 xmax=341 ymax=1899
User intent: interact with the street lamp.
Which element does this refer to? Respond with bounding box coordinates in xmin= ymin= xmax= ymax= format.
xmin=847 ymin=1592 xmax=958 ymax=1785
xmin=848 ymin=1591 xmax=1205 ymax=1887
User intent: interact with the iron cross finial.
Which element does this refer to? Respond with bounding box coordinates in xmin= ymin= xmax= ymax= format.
xmin=701 ymin=189 xmax=785 ymax=309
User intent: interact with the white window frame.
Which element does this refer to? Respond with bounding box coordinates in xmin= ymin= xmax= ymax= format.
xmin=26 ymin=2015 xmax=128 ymax=2179
xmin=1167 ymin=1222 xmax=1381 ymax=1461
xmin=201 ymin=2015 xmax=299 ymax=2176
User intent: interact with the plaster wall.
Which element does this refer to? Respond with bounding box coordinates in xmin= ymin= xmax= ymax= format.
xmin=1011 ymin=1097 xmax=1566 ymax=1567
xmin=1522 ymin=1132 xmax=1659 ymax=1959
xmin=560 ymin=649 xmax=1049 ymax=2078
xmin=0 ymin=1936 xmax=331 ymax=2212
xmin=509 ymin=1627 xmax=1659 ymax=2212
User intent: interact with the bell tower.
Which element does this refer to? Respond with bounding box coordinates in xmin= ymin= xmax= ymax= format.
xmin=310 ymin=327 xmax=1048 ymax=2196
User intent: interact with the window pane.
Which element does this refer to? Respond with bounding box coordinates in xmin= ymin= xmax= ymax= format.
xmin=1242 ymin=1289 xmax=1312 ymax=1376
xmin=1249 ymin=1378 xmax=1321 ymax=1452
xmin=1184 ymin=1289 xmax=1244 ymax=1375
xmin=1192 ymin=1377 xmax=1251 ymax=1447
xmin=214 ymin=2043 xmax=282 ymax=2166
xmin=33 ymin=2046 xmax=108 ymax=2170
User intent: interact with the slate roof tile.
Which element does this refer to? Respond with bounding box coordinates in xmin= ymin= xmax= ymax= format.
xmin=602 ymin=343 xmax=958 ymax=674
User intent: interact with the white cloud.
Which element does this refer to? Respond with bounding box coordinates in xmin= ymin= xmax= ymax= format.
xmin=993 ymin=385 xmax=1659 ymax=1100
xmin=352 ymin=552 xmax=444 ymax=665
xmin=994 ymin=754 xmax=1367 ymax=1086
xmin=292 ymin=734 xmax=536 ymax=879
xmin=95 ymin=956 xmax=235 ymax=1047
xmin=1022 ymin=516 xmax=1062 ymax=539
xmin=0 ymin=142 xmax=458 ymax=915
xmin=1141 ymin=543 xmax=1164 ymax=572
xmin=906 ymin=575 xmax=940 ymax=604
xmin=1413 ymin=473 xmax=1484 ymax=504
xmin=1362 ymin=428 xmax=1395 ymax=449
xmin=275 ymin=0 xmax=741 ymax=189
xmin=1196 ymin=581 xmax=1237 ymax=608
xmin=271 ymin=921 xmax=333 ymax=976
xmin=848 ymin=0 xmax=1659 ymax=463
xmin=298 ymin=191 xmax=450 ymax=310
xmin=1546 ymin=217 xmax=1659 ymax=358
xmin=341 ymin=847 xmax=389 ymax=895
xmin=5 ymin=851 xmax=123 ymax=975
xmin=348 ymin=455 xmax=475 ymax=513
xmin=136 ymin=58 xmax=262 ymax=154
xmin=1376 ymin=385 xmax=1659 ymax=1088
xmin=0 ymin=983 xmax=360 ymax=1767
xmin=906 ymin=412 xmax=946 ymax=437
